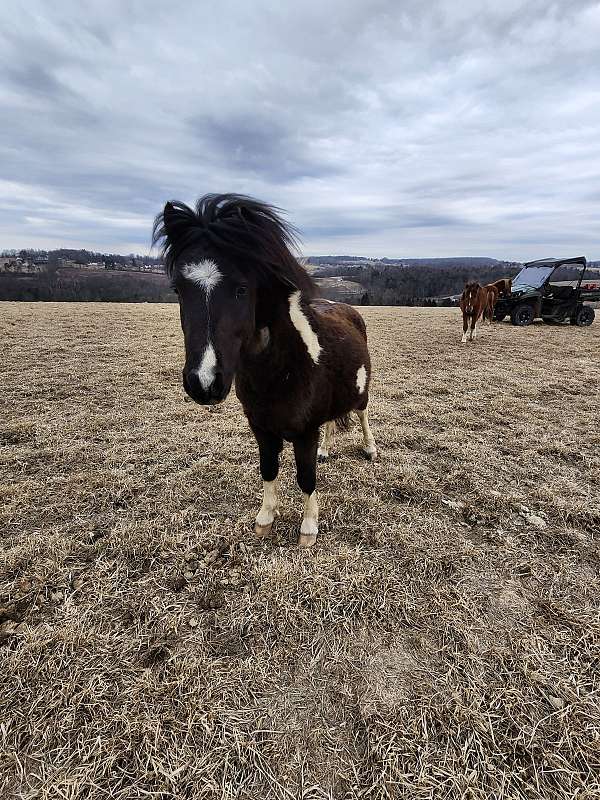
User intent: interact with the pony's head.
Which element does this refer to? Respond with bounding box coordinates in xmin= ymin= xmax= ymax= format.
xmin=463 ymin=282 xmax=481 ymax=314
xmin=153 ymin=194 xmax=314 ymax=405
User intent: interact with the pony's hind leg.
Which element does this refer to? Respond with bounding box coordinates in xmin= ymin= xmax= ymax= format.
xmin=252 ymin=427 xmax=283 ymax=537
xmin=356 ymin=406 xmax=377 ymax=460
xmin=317 ymin=421 xmax=336 ymax=461
xmin=293 ymin=428 xmax=320 ymax=547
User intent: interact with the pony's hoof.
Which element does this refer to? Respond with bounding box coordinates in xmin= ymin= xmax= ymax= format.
xmin=254 ymin=521 xmax=274 ymax=537
xmin=363 ymin=446 xmax=377 ymax=461
xmin=317 ymin=452 xmax=329 ymax=462
xmin=298 ymin=532 xmax=317 ymax=548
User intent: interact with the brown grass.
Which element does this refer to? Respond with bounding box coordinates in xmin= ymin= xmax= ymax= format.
xmin=1 ymin=302 xmax=599 ymax=800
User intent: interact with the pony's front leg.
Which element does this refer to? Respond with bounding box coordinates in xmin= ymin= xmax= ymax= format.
xmin=252 ymin=426 xmax=283 ymax=537
xmin=293 ymin=428 xmax=320 ymax=548
xmin=461 ymin=313 xmax=469 ymax=344
xmin=470 ymin=317 xmax=477 ymax=341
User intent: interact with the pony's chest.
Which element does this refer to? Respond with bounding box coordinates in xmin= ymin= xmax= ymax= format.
xmin=236 ymin=365 xmax=321 ymax=437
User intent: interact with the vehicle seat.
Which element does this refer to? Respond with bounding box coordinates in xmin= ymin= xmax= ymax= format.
xmin=547 ymin=284 xmax=575 ymax=299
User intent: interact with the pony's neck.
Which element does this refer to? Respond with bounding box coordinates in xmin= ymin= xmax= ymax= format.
xmin=242 ymin=288 xmax=311 ymax=371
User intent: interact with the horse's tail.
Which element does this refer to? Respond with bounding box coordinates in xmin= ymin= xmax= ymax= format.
xmin=335 ymin=414 xmax=352 ymax=432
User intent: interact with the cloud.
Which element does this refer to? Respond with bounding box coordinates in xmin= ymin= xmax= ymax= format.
xmin=0 ymin=0 xmax=599 ymax=258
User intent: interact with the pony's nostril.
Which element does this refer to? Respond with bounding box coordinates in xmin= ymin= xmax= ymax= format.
xmin=183 ymin=369 xmax=204 ymax=401
xmin=210 ymin=371 xmax=224 ymax=398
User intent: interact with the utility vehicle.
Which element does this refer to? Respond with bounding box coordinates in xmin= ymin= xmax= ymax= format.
xmin=494 ymin=256 xmax=599 ymax=326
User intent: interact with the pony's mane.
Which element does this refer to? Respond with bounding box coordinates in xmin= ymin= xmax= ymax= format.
xmin=153 ymin=193 xmax=316 ymax=296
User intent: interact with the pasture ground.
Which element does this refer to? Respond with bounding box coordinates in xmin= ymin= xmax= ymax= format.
xmin=1 ymin=302 xmax=599 ymax=800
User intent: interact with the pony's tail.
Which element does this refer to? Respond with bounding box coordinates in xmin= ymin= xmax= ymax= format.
xmin=335 ymin=414 xmax=352 ymax=432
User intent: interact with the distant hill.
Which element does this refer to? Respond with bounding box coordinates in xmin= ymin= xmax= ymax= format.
xmin=307 ymin=256 xmax=503 ymax=269
xmin=385 ymin=257 xmax=501 ymax=269
xmin=0 ymin=257 xmax=521 ymax=305
xmin=0 ymin=267 xmax=173 ymax=303
xmin=309 ymin=259 xmax=521 ymax=305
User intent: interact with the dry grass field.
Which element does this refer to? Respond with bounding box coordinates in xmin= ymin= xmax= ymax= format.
xmin=1 ymin=301 xmax=599 ymax=800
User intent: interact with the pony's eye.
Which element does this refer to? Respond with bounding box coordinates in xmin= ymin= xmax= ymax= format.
xmin=235 ymin=285 xmax=247 ymax=299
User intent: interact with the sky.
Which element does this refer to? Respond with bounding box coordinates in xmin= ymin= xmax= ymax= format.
xmin=1 ymin=0 xmax=599 ymax=260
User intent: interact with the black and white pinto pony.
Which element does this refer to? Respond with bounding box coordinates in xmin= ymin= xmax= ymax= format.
xmin=153 ymin=194 xmax=377 ymax=547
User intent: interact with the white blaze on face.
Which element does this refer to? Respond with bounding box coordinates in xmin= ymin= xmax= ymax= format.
xmin=182 ymin=260 xmax=222 ymax=389
xmin=196 ymin=343 xmax=217 ymax=389
xmin=288 ymin=290 xmax=321 ymax=364
xmin=356 ymin=364 xmax=367 ymax=393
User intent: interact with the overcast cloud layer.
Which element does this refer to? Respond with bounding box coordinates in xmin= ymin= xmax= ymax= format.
xmin=1 ymin=0 xmax=599 ymax=259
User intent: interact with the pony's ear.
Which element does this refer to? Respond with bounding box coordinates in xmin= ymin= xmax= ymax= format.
xmin=162 ymin=201 xmax=178 ymax=233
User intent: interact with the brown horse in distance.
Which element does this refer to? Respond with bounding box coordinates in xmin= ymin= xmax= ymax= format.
xmin=483 ymin=283 xmax=499 ymax=324
xmin=459 ymin=282 xmax=488 ymax=342
xmin=491 ymin=278 xmax=512 ymax=297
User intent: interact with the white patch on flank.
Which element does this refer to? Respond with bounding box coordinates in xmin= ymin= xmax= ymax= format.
xmin=289 ymin=290 xmax=322 ymax=364
xmin=356 ymin=364 xmax=367 ymax=393
xmin=182 ymin=260 xmax=222 ymax=294
xmin=195 ymin=342 xmax=217 ymax=389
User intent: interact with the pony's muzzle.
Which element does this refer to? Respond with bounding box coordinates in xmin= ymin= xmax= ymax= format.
xmin=182 ymin=369 xmax=226 ymax=405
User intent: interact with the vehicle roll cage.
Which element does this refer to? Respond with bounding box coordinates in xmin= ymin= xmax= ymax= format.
xmin=519 ymin=256 xmax=588 ymax=291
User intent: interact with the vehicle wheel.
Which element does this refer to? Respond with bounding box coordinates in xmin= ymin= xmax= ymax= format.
xmin=572 ymin=306 xmax=595 ymax=327
xmin=511 ymin=303 xmax=534 ymax=326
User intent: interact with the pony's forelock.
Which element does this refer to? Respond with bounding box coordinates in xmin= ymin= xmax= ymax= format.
xmin=152 ymin=193 xmax=315 ymax=296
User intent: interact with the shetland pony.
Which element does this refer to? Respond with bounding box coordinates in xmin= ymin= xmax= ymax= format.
xmin=153 ymin=194 xmax=377 ymax=547
xmin=459 ymin=282 xmax=488 ymax=342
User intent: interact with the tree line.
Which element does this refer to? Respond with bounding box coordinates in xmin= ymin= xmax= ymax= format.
xmin=312 ymin=262 xmax=522 ymax=305
xmin=2 ymin=258 xmax=588 ymax=305
xmin=0 ymin=271 xmax=175 ymax=303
